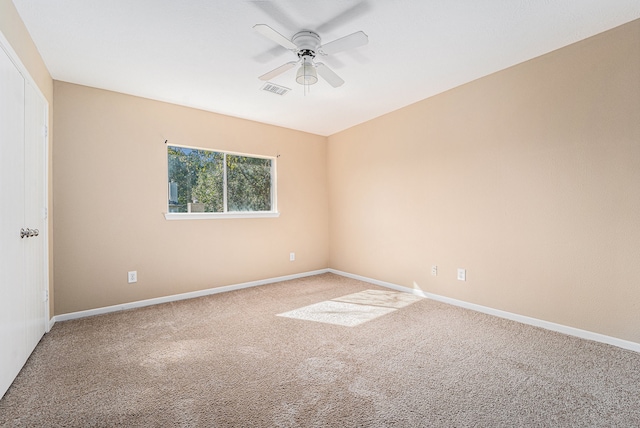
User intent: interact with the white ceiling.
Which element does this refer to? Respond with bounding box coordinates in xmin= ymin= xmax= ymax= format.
xmin=12 ymin=0 xmax=640 ymax=136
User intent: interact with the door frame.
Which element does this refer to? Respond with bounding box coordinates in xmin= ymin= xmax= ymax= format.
xmin=0 ymin=30 xmax=51 ymax=333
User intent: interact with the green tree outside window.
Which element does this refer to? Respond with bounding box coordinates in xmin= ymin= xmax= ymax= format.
xmin=168 ymin=146 xmax=273 ymax=213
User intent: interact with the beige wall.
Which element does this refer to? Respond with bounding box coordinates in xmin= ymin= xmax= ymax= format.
xmin=0 ymin=0 xmax=52 ymax=97
xmin=53 ymin=82 xmax=329 ymax=314
xmin=49 ymin=16 xmax=640 ymax=344
xmin=0 ymin=0 xmax=55 ymax=316
xmin=328 ymin=19 xmax=640 ymax=343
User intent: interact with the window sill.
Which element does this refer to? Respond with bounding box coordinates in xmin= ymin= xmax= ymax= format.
xmin=164 ymin=211 xmax=280 ymax=220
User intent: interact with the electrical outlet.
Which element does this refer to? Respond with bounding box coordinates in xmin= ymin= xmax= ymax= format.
xmin=128 ymin=271 xmax=137 ymax=283
xmin=457 ymin=268 xmax=466 ymax=281
xmin=290 ymin=252 xmax=295 ymax=262
xmin=431 ymin=265 xmax=437 ymax=276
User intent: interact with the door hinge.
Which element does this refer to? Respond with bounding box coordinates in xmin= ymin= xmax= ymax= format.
xmin=43 ymin=125 xmax=48 ymax=139
xmin=43 ymin=207 xmax=48 ymax=219
xmin=44 ymin=289 xmax=49 ymax=302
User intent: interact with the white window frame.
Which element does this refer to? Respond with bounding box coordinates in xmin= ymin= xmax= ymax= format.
xmin=164 ymin=144 xmax=279 ymax=220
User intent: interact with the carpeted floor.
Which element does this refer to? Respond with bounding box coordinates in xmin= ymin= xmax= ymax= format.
xmin=1 ymin=273 xmax=639 ymax=427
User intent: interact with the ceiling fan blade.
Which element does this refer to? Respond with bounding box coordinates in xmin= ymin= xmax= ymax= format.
xmin=315 ymin=63 xmax=345 ymax=88
xmin=249 ymin=2 xmax=299 ymax=34
xmin=318 ymin=31 xmax=368 ymax=56
xmin=259 ymin=61 xmax=298 ymax=81
xmin=316 ymin=1 xmax=372 ymax=34
xmin=253 ymin=24 xmax=297 ymax=50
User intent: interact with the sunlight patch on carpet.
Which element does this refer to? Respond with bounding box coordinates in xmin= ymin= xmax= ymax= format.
xmin=278 ymin=300 xmax=396 ymax=327
xmin=277 ymin=290 xmax=422 ymax=327
xmin=333 ymin=289 xmax=422 ymax=308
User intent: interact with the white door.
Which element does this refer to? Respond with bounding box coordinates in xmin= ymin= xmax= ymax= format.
xmin=0 ymin=42 xmax=47 ymax=399
xmin=24 ymin=81 xmax=47 ymax=353
xmin=0 ymin=42 xmax=27 ymax=399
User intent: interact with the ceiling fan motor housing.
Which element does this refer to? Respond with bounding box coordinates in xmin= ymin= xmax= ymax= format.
xmin=292 ymin=31 xmax=321 ymax=57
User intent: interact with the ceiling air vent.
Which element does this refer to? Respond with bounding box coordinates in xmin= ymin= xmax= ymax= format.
xmin=261 ymin=82 xmax=291 ymax=96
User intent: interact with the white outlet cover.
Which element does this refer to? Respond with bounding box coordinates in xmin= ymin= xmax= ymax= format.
xmin=457 ymin=268 xmax=466 ymax=281
xmin=289 ymin=252 xmax=295 ymax=261
xmin=128 ymin=271 xmax=137 ymax=283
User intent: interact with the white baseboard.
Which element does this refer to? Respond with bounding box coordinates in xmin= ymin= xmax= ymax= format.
xmin=52 ymin=269 xmax=330 ymax=323
xmin=49 ymin=267 xmax=640 ymax=354
xmin=328 ymin=269 xmax=640 ymax=354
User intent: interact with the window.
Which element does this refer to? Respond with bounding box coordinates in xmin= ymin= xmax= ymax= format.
xmin=165 ymin=145 xmax=277 ymax=219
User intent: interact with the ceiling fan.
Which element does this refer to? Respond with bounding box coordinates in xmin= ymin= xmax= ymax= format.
xmin=254 ymin=24 xmax=368 ymax=88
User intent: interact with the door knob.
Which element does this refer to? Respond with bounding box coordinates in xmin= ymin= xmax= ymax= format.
xmin=19 ymin=228 xmax=39 ymax=238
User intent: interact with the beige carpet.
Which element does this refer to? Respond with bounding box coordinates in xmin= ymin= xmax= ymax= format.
xmin=1 ymin=273 xmax=639 ymax=427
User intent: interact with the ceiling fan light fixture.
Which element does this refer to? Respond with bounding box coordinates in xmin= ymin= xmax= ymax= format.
xmin=296 ymin=60 xmax=318 ymax=85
